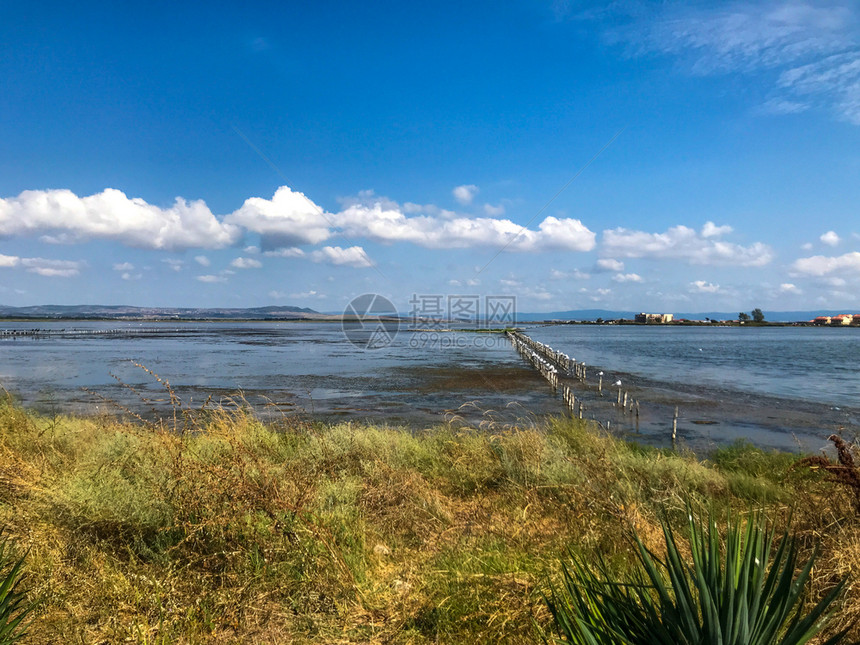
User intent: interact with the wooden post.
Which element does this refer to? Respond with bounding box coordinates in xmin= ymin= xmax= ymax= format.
xmin=672 ymin=406 xmax=678 ymax=448
xmin=598 ymin=372 xmax=603 ymax=393
xmin=622 ymin=391 xmax=628 ymax=410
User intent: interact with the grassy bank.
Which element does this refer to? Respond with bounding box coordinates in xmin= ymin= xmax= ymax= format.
xmin=0 ymin=396 xmax=857 ymax=643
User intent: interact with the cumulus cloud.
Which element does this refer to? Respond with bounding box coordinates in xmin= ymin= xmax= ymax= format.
xmin=196 ymin=274 xmax=227 ymax=283
xmin=690 ymin=280 xmax=722 ymax=293
xmin=0 ymin=254 xmax=82 ymax=276
xmin=0 ymin=185 xmax=597 ymax=257
xmin=310 ymin=246 xmax=373 ymax=268
xmin=194 ymin=255 xmax=210 ymax=267
xmin=112 ymin=262 xmax=134 ymax=271
xmin=779 ymin=282 xmax=800 ymax=293
xmin=334 ymin=199 xmax=595 ymax=252
xmin=602 ymin=223 xmax=773 ymax=266
xmin=820 ymin=230 xmax=841 ymax=246
xmin=791 ymin=251 xmax=860 ymax=276
xmin=452 ymin=184 xmax=479 ymax=205
xmin=612 ymin=272 xmax=643 ymax=283
xmin=483 ymin=203 xmax=505 ymax=216
xmin=595 ymin=258 xmax=624 ymax=272
xmin=162 ymin=258 xmax=184 ymax=272
xmin=0 ymin=188 xmax=240 ymax=249
xmin=702 ymin=221 xmax=733 ymax=238
xmin=224 ymin=185 xmax=331 ymax=248
xmin=230 ymin=257 xmax=262 ymax=269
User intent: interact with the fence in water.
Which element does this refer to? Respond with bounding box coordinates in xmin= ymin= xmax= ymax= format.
xmin=504 ymin=329 xmax=663 ymax=442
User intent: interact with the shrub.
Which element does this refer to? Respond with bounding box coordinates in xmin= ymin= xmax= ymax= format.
xmin=543 ymin=503 xmax=849 ymax=644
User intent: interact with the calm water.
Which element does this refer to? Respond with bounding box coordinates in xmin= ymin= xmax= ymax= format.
xmin=0 ymin=321 xmax=549 ymax=426
xmin=1 ymin=321 xmax=857 ymax=453
xmin=526 ymin=324 xmax=860 ymax=408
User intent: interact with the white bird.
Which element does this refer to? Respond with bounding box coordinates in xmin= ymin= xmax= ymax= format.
xmin=614 ymin=380 xmax=622 ymax=386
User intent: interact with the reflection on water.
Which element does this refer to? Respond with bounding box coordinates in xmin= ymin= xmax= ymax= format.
xmin=1 ymin=321 xmax=857 ymax=453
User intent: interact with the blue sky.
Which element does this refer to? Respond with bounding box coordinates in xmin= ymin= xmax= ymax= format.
xmin=2 ymin=1 xmax=860 ymax=313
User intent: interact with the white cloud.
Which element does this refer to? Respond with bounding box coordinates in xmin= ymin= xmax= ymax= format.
xmin=287 ymin=290 xmax=326 ymax=299
xmin=243 ymin=245 xmax=260 ymax=254
xmin=230 ymin=257 xmax=262 ymax=269
xmin=549 ymin=268 xmax=568 ymax=280
xmin=791 ymin=251 xmax=860 ymax=276
xmin=820 ymin=230 xmax=841 ymax=246
xmin=194 ymin=255 xmax=210 ymax=267
xmin=310 ymin=245 xmax=373 ymax=268
xmin=801 ymin=242 xmax=814 ymax=250
xmin=701 ymin=221 xmax=733 ymax=238
xmin=21 ymin=258 xmax=82 ymax=277
xmin=121 ymin=272 xmax=142 ymax=281
xmin=264 ymin=247 xmax=306 ymax=258
xmin=779 ymin=282 xmax=800 ymax=293
xmin=612 ymin=273 xmax=643 ymax=283
xmin=452 ymin=184 xmax=479 ymax=205
xmin=0 ymin=185 xmax=597 ymax=256
xmin=595 ymin=258 xmax=624 ymax=272
xmin=483 ymin=203 xmax=505 ymax=216
xmin=223 ymin=185 xmax=331 ymax=247
xmin=759 ymin=97 xmax=810 ymax=114
xmin=335 ymin=200 xmax=595 ymax=252
xmin=196 ymin=274 xmax=227 ymax=283
xmin=0 ymin=254 xmax=81 ymax=277
xmin=605 ymin=2 xmax=860 ymax=124
xmin=690 ymin=280 xmax=722 ymax=293
xmin=162 ymin=258 xmax=184 ymax=272
xmin=112 ymin=262 xmax=134 ymax=271
xmin=602 ymin=224 xmax=774 ymax=266
xmin=0 ymin=188 xmax=240 ymax=249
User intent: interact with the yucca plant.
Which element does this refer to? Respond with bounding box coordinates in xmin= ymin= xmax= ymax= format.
xmin=0 ymin=534 xmax=35 ymax=645
xmin=543 ymin=504 xmax=849 ymax=644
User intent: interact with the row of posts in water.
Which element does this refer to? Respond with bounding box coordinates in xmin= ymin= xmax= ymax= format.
xmin=506 ymin=329 xmax=665 ymax=440
xmin=0 ymin=328 xmax=176 ymax=338
xmin=506 ymin=330 xmax=561 ymax=389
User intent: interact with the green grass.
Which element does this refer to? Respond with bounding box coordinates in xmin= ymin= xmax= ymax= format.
xmin=0 ymin=396 xmax=857 ymax=643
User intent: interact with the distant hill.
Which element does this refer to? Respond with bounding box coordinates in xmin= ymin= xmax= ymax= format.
xmin=0 ymin=304 xmax=323 ymax=320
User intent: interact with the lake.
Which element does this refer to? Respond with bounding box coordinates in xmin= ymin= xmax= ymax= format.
xmin=1 ymin=321 xmax=857 ymax=453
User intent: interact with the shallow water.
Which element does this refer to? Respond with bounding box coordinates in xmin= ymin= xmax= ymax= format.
xmin=1 ymin=321 xmax=857 ymax=453
xmin=0 ymin=321 xmax=551 ymax=428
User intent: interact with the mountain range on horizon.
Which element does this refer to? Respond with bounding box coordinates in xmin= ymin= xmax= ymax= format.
xmin=0 ymin=304 xmax=854 ymax=323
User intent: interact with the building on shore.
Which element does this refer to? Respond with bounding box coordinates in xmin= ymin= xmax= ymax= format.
xmin=635 ymin=312 xmax=674 ymax=324
xmin=812 ymin=314 xmax=860 ymax=326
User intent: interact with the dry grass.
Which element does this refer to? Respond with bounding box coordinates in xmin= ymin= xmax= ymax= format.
xmin=0 ymin=393 xmax=857 ymax=643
